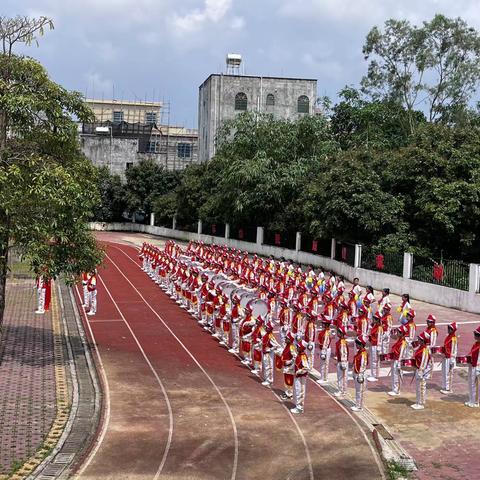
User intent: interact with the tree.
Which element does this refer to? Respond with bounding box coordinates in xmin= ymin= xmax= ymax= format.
xmin=93 ymin=166 xmax=127 ymax=222
xmin=124 ymin=159 xmax=181 ymax=219
xmin=362 ymin=15 xmax=480 ymax=130
xmin=0 ymin=16 xmax=104 ymax=328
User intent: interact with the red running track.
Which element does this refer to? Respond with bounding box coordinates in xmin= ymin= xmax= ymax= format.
xmin=75 ymin=241 xmax=384 ymax=480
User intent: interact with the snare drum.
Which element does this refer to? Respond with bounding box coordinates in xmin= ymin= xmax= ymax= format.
xmin=401 ymin=358 xmax=416 ymax=371
xmin=275 ymin=353 xmax=283 ymax=371
xmin=379 ymin=353 xmax=392 ymax=362
xmin=431 ymin=346 xmax=443 ymax=355
xmin=456 ymin=355 xmax=471 ymax=366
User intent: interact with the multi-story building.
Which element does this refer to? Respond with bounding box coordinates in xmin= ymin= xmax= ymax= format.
xmin=80 ymin=99 xmax=198 ymax=178
xmin=198 ymin=55 xmax=318 ymax=161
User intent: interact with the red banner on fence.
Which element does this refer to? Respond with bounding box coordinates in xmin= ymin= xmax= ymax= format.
xmin=312 ymin=240 xmax=318 ymax=252
xmin=275 ymin=233 xmax=281 ymax=246
xmin=238 ymin=229 xmax=244 ymax=239
xmin=341 ymin=246 xmax=347 ymax=261
xmin=433 ymin=263 xmax=444 ymax=281
xmin=376 ymin=254 xmax=385 ymax=270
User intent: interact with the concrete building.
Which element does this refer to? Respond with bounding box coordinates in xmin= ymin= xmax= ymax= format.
xmin=198 ymin=56 xmax=317 ymax=161
xmin=80 ymin=99 xmax=198 ymax=178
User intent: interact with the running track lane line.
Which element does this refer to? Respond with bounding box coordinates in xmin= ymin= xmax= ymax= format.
xmin=109 ymin=242 xmax=316 ymax=480
xmin=103 ymin=250 xmax=239 ymax=480
xmin=97 ymin=274 xmax=174 ymax=480
xmin=73 ymin=285 xmax=112 ymax=479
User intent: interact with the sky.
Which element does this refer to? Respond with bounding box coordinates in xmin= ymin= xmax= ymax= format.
xmin=4 ymin=0 xmax=480 ymax=128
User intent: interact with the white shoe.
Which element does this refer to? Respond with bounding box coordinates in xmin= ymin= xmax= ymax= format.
xmin=261 ymin=381 xmax=271 ymax=387
xmin=35 ymin=310 xmax=45 ymax=314
xmin=387 ymin=391 xmax=400 ymax=397
xmin=87 ymin=311 xmax=95 ymax=316
xmin=317 ymin=379 xmax=328 ymax=385
xmin=280 ymin=393 xmax=293 ymax=401
xmin=367 ymin=376 xmax=378 ymax=382
xmin=251 ymin=369 xmax=260 ymax=375
xmin=465 ymin=402 xmax=479 ymax=408
xmin=351 ymin=406 xmax=362 ymax=412
xmin=290 ymin=407 xmax=304 ymax=414
xmin=81 ymin=304 xmax=87 ymax=308
xmin=241 ymin=360 xmax=249 ymax=365
xmin=411 ymin=403 xmax=425 ymax=410
xmin=333 ymin=391 xmax=344 ymax=398
xmin=228 ymin=348 xmax=237 ymax=354
xmin=440 ymin=389 xmax=451 ymax=395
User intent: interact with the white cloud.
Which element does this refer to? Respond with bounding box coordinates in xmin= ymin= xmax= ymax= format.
xmin=84 ymin=72 xmax=113 ymax=99
xmin=172 ymin=0 xmax=234 ymax=33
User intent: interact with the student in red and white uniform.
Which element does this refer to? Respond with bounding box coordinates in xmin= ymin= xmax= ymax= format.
xmin=367 ymin=313 xmax=383 ymax=382
xmin=424 ymin=314 xmax=438 ymax=349
xmin=277 ymin=299 xmax=290 ymax=346
xmin=86 ymin=269 xmax=98 ymax=316
xmin=362 ymin=286 xmax=375 ymax=321
xmin=261 ymin=322 xmax=281 ymax=387
xmin=291 ymin=341 xmax=310 ymax=414
xmin=239 ymin=306 xmax=255 ymax=366
xmin=347 ymin=290 xmax=358 ymax=323
xmin=303 ymin=312 xmax=316 ymax=368
xmin=251 ymin=317 xmax=266 ymax=376
xmin=355 ymin=305 xmax=369 ymax=338
xmin=334 ymin=300 xmax=349 ymax=330
xmin=388 ymin=327 xmax=408 ymax=396
xmin=377 ymin=288 xmax=391 ymax=316
xmin=81 ymin=272 xmax=90 ymax=307
xmin=440 ymin=322 xmax=458 ymax=395
xmin=280 ymin=333 xmax=297 ymax=401
xmin=412 ymin=332 xmax=431 ymax=410
xmin=397 ymin=293 xmax=411 ymax=325
xmin=380 ymin=303 xmax=393 ymax=354
xmin=35 ymin=274 xmax=52 ymax=314
xmin=351 ymin=335 xmax=368 ymax=412
xmin=351 ymin=277 xmax=362 ymax=299
xmin=404 ymin=309 xmax=417 ymax=358
xmin=465 ymin=326 xmax=480 ymax=408
xmin=317 ymin=316 xmax=332 ymax=385
xmin=334 ymin=326 xmax=349 ymax=397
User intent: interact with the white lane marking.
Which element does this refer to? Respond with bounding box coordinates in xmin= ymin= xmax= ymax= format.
xmin=310 ymin=379 xmax=386 ymax=480
xmin=115 ymin=242 xmax=316 ymax=480
xmin=74 ymin=286 xmax=112 ymax=479
xmin=97 ymin=275 xmax=174 ymax=480
xmin=105 ymin=249 xmax=239 ymax=480
xmin=87 ymin=318 xmax=124 ymax=323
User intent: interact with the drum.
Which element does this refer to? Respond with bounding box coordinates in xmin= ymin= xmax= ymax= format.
xmin=275 ymin=353 xmax=283 ymax=370
xmin=456 ymin=355 xmax=471 ymax=366
xmin=401 ymin=358 xmax=415 ymax=371
xmin=253 ymin=349 xmax=262 ymax=362
xmin=213 ymin=274 xmax=227 ymax=287
xmin=249 ymin=299 xmax=269 ymax=318
xmin=239 ymin=292 xmax=257 ymax=308
xmin=379 ymin=353 xmax=392 ymax=362
xmin=431 ymin=346 xmax=443 ymax=355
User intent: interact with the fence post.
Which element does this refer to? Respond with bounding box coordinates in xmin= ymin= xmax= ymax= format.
xmin=295 ymin=232 xmax=301 ymax=252
xmin=469 ymin=263 xmax=480 ymax=294
xmin=354 ymin=244 xmax=362 ymax=269
xmin=330 ymin=238 xmax=336 ymax=259
xmin=225 ymin=223 xmax=230 ymax=240
xmin=403 ymin=252 xmax=413 ymax=279
xmin=256 ymin=227 xmax=264 ymax=246
xmin=197 ymin=219 xmax=202 ymax=237
xmin=149 ymin=212 xmax=155 ymax=226
xmin=172 ymin=215 xmax=177 ymax=230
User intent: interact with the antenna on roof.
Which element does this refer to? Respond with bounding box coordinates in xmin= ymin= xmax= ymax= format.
xmin=226 ymin=53 xmax=242 ymax=75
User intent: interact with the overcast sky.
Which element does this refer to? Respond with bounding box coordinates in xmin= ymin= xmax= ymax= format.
xmin=4 ymin=0 xmax=480 ymax=128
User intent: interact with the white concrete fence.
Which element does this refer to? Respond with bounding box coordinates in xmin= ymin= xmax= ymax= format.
xmin=91 ymin=218 xmax=480 ymax=315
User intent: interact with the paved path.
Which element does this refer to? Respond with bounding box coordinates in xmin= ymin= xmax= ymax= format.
xmin=0 ymin=279 xmax=57 ymax=477
xmin=76 ymin=240 xmax=384 ymax=480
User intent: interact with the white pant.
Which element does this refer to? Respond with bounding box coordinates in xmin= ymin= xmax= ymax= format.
xmin=336 ymin=362 xmax=348 ymax=394
xmin=82 ymin=283 xmax=89 ymax=306
xmin=415 ymin=369 xmax=427 ymax=406
xmin=381 ymin=332 xmax=390 ymax=355
xmin=294 ymin=375 xmax=307 ymax=411
xmin=231 ymin=323 xmax=239 ymax=350
xmin=262 ymin=350 xmax=274 ymax=383
xmin=89 ymin=290 xmax=97 ymax=314
xmin=441 ymin=357 xmax=455 ymax=391
xmin=369 ymin=345 xmax=379 ymax=378
xmin=468 ymin=365 xmax=480 ymax=405
xmin=319 ymin=347 xmax=331 ymax=381
xmin=391 ymin=360 xmax=401 ymax=394
xmin=306 ymin=343 xmax=315 ymax=369
xmin=37 ymin=287 xmax=46 ymax=313
xmin=354 ymin=373 xmax=366 ymax=409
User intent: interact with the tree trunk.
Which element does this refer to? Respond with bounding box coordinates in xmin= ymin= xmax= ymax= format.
xmin=0 ymin=210 xmax=9 ymax=330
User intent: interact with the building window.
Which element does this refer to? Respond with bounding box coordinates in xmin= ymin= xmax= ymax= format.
xmin=126 ymin=162 xmax=133 ymax=170
xmin=147 ymin=140 xmax=161 ymax=153
xmin=113 ymin=110 xmax=124 ymax=123
xmin=235 ymin=92 xmax=248 ymax=111
xmin=177 ymin=143 xmax=192 ymax=158
xmin=145 ymin=112 xmax=157 ymax=125
xmin=297 ymin=96 xmax=310 ymax=114
xmin=266 ymin=94 xmax=275 ymax=106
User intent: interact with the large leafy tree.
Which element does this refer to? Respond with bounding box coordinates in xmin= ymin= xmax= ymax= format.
xmin=93 ymin=166 xmax=127 ymax=222
xmin=0 ymin=16 xmax=104 ymax=327
xmin=362 ymin=14 xmax=480 ymax=130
